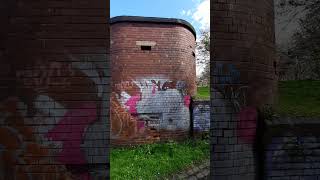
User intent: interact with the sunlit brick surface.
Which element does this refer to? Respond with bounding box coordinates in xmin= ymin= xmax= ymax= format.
xmin=110 ymin=17 xmax=197 ymax=145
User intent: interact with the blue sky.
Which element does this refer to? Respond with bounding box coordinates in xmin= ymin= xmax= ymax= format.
xmin=110 ymin=0 xmax=210 ymax=36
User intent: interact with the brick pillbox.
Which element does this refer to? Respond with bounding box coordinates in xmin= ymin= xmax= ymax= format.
xmin=110 ymin=16 xmax=197 ymax=146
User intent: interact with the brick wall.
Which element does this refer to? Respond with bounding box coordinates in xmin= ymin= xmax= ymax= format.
xmin=211 ymin=0 xmax=277 ymax=179
xmin=0 ymin=0 xmax=109 ymax=179
xmin=110 ymin=18 xmax=197 ymax=145
xmin=264 ymin=118 xmax=320 ymax=180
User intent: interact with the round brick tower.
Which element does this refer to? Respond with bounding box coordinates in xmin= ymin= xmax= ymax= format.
xmin=110 ymin=16 xmax=197 ymax=145
xmin=211 ymin=0 xmax=277 ymax=179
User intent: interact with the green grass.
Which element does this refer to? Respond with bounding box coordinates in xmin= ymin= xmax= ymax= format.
xmin=110 ymin=80 xmax=320 ymax=178
xmin=275 ymin=80 xmax=320 ymax=118
xmin=194 ymin=81 xmax=320 ymax=117
xmin=110 ymin=139 xmax=209 ymax=180
xmin=195 ymin=86 xmax=210 ymax=100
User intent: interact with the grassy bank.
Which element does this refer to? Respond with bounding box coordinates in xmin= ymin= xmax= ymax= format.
xmin=276 ymin=80 xmax=320 ymax=118
xmin=195 ymin=80 xmax=320 ymax=117
xmin=195 ymin=86 xmax=210 ymax=100
xmin=110 ymin=139 xmax=209 ymax=180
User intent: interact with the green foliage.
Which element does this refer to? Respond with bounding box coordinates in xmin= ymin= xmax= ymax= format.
xmin=196 ymin=30 xmax=210 ymax=83
xmin=196 ymin=30 xmax=210 ymax=64
xmin=201 ymin=131 xmax=210 ymax=140
xmin=260 ymin=104 xmax=277 ymax=121
xmin=110 ymin=139 xmax=209 ymax=180
xmin=278 ymin=0 xmax=320 ymax=79
xmin=275 ymin=80 xmax=320 ymax=117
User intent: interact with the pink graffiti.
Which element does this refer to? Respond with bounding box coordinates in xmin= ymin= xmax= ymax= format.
xmin=79 ymin=173 xmax=91 ymax=180
xmin=137 ymin=121 xmax=145 ymax=134
xmin=46 ymin=102 xmax=97 ymax=166
xmin=137 ymin=121 xmax=145 ymax=129
xmin=125 ymin=94 xmax=141 ymax=114
xmin=184 ymin=96 xmax=191 ymax=107
xmin=237 ymin=106 xmax=257 ymax=144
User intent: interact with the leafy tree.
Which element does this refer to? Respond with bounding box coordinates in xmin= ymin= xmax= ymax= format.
xmin=196 ymin=29 xmax=210 ymax=86
xmin=278 ymin=0 xmax=320 ymax=79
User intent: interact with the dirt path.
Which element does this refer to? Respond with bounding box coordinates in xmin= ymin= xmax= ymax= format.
xmin=164 ymin=159 xmax=210 ymax=180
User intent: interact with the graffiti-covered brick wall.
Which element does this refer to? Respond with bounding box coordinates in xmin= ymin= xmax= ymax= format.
xmin=192 ymin=101 xmax=210 ymax=133
xmin=211 ymin=0 xmax=277 ymax=179
xmin=110 ymin=16 xmax=197 ymax=145
xmin=265 ymin=118 xmax=320 ymax=180
xmin=1 ymin=0 xmax=109 ymax=179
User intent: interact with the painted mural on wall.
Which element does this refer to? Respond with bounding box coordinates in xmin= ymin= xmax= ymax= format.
xmin=0 ymin=53 xmax=108 ymax=179
xmin=213 ymin=62 xmax=257 ymax=144
xmin=193 ymin=101 xmax=210 ymax=131
xmin=111 ymin=76 xmax=191 ymax=141
xmin=0 ymin=97 xmax=74 ymax=179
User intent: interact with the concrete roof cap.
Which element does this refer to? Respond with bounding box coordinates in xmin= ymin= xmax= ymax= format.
xmin=110 ymin=16 xmax=197 ymax=39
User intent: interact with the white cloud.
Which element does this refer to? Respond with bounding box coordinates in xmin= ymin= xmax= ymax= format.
xmin=192 ymin=0 xmax=210 ymax=30
xmin=180 ymin=0 xmax=210 ymax=30
xmin=180 ymin=10 xmax=186 ymax=16
xmin=180 ymin=0 xmax=210 ymax=77
xmin=186 ymin=10 xmax=192 ymax=16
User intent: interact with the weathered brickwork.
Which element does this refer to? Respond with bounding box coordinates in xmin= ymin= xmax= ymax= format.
xmin=0 ymin=0 xmax=109 ymax=179
xmin=265 ymin=118 xmax=320 ymax=180
xmin=110 ymin=16 xmax=197 ymax=145
xmin=211 ymin=0 xmax=277 ymax=179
